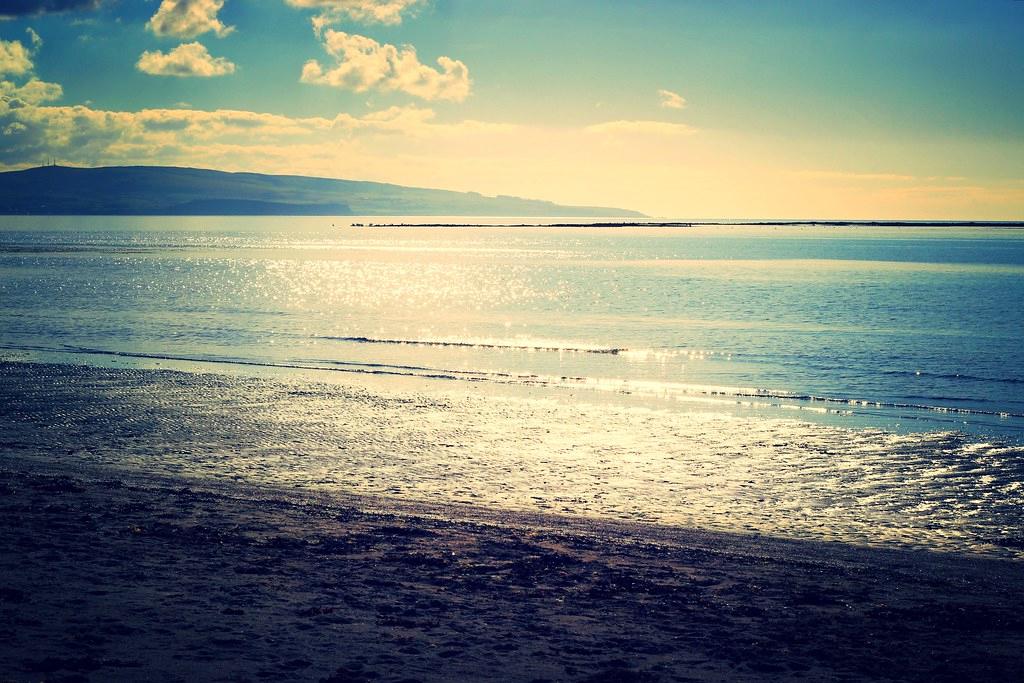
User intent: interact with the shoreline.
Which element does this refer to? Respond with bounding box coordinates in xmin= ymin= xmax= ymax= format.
xmin=2 ymin=461 xmax=1023 ymax=682
xmin=2 ymin=359 xmax=1022 ymax=559
xmin=0 ymin=361 xmax=1022 ymax=680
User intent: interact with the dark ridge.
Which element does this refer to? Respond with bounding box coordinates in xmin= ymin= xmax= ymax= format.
xmin=0 ymin=165 xmax=644 ymax=217
xmin=166 ymin=199 xmax=353 ymax=216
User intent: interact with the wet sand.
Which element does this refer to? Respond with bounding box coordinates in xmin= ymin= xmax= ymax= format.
xmin=2 ymin=360 xmax=1021 ymax=557
xmin=1 ymin=362 xmax=1023 ymax=681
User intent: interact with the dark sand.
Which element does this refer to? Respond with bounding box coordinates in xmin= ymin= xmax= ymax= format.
xmin=2 ymin=362 xmax=1023 ymax=681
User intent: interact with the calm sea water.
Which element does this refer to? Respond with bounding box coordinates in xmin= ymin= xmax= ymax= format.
xmin=2 ymin=217 xmax=1023 ymax=554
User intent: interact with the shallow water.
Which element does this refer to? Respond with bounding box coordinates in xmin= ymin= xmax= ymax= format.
xmin=1 ymin=217 xmax=1023 ymax=555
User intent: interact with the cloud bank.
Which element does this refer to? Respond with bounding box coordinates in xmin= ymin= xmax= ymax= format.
xmin=3 ymin=92 xmax=1021 ymax=219
xmin=146 ymin=0 xmax=233 ymax=39
xmin=1 ymin=77 xmax=62 ymax=107
xmin=301 ymin=29 xmax=469 ymax=101
xmin=137 ymin=42 xmax=236 ymax=77
xmin=285 ymin=0 xmax=425 ymax=26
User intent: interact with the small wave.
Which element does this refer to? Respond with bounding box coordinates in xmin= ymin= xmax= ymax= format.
xmin=562 ymin=378 xmax=1024 ymax=420
xmin=880 ymin=369 xmax=1024 ymax=385
xmin=724 ymin=389 xmax=1024 ymax=419
xmin=0 ymin=244 xmax=156 ymax=254
xmin=6 ymin=343 xmax=1023 ymax=424
xmin=318 ymin=335 xmax=627 ymax=355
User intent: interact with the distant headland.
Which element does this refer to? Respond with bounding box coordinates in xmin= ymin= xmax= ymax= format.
xmin=0 ymin=165 xmax=645 ymax=217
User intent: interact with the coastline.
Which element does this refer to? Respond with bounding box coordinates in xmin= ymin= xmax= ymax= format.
xmin=1 ymin=360 xmax=1022 ymax=680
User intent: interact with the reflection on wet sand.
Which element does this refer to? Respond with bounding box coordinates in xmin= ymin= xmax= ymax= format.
xmin=3 ymin=361 xmax=1021 ymax=558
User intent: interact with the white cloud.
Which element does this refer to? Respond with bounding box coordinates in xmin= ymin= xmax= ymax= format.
xmin=285 ymin=0 xmax=425 ymax=25
xmin=1 ymin=77 xmax=63 ymax=105
xmin=657 ymin=88 xmax=686 ymax=110
xmin=146 ymin=0 xmax=233 ymax=39
xmin=137 ymin=42 xmax=236 ymax=77
xmin=26 ymin=28 xmax=44 ymax=50
xmin=1 ymin=32 xmax=61 ymax=115
xmin=301 ymin=29 xmax=469 ymax=101
xmin=585 ymin=120 xmax=697 ymax=136
xmin=0 ymin=39 xmax=33 ymax=76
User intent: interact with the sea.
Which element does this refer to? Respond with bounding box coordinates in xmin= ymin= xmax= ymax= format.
xmin=2 ymin=217 xmax=1023 ymax=556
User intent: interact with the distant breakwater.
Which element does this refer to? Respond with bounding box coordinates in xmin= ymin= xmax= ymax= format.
xmin=350 ymin=220 xmax=1024 ymax=228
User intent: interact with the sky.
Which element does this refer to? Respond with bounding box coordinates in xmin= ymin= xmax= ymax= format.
xmin=1 ymin=0 xmax=1023 ymax=219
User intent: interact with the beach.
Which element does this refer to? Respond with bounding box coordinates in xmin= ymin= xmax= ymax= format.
xmin=2 ymin=361 xmax=1023 ymax=682
xmin=4 ymin=0 xmax=1024 ymax=677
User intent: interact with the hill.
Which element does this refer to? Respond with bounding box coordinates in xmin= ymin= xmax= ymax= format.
xmin=0 ymin=166 xmax=643 ymax=217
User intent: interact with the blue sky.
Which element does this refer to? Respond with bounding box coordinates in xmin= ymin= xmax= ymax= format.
xmin=2 ymin=0 xmax=1022 ymax=217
